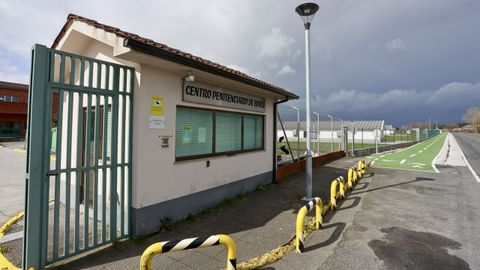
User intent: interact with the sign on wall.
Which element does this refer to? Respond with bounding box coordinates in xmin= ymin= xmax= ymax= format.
xmin=149 ymin=96 xmax=165 ymax=129
xmin=183 ymin=81 xmax=266 ymax=113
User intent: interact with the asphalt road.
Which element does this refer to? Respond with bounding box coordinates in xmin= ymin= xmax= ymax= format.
xmin=453 ymin=132 xmax=480 ymax=181
xmin=269 ymin=135 xmax=480 ymax=269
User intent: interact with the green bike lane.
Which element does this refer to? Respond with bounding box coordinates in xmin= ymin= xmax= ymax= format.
xmin=366 ymin=133 xmax=447 ymax=173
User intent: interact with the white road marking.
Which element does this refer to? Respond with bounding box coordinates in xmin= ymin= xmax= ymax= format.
xmin=410 ymin=154 xmax=416 ymax=157
xmin=457 ymin=140 xmax=480 ymax=183
xmin=418 ymin=151 xmax=423 ymax=153
xmin=400 ymin=159 xmax=406 ymax=164
xmin=412 ymin=165 xmax=423 ymax=168
xmin=371 ymin=161 xmax=375 ymax=165
xmin=410 ymin=162 xmax=426 ymax=166
xmin=381 ymin=159 xmax=396 ymax=163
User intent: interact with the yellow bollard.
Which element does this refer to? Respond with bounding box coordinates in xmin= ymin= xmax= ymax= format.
xmin=140 ymin=234 xmax=237 ymax=270
xmin=330 ymin=179 xmax=340 ymax=211
xmin=355 ymin=165 xmax=362 ymax=179
xmin=347 ymin=167 xmax=356 ymax=190
xmin=218 ymin=234 xmax=237 ymax=270
xmin=295 ymin=197 xmax=322 ymax=253
xmin=338 ymin=176 xmax=346 ymax=199
xmin=357 ymin=160 xmax=366 ymax=177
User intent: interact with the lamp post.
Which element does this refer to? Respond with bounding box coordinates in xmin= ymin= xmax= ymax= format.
xmin=313 ymin=112 xmax=320 ymax=155
xmin=291 ymin=105 xmax=300 ymax=161
xmin=351 ymin=120 xmax=355 ymax=155
xmin=296 ymin=2 xmax=319 ymax=200
xmin=327 ymin=114 xmax=333 ymax=152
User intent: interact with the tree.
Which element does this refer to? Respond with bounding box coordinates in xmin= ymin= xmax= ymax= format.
xmin=463 ymin=107 xmax=480 ymax=133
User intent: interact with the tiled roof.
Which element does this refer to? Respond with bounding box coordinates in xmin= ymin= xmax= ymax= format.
xmin=52 ymin=14 xmax=298 ymax=99
xmin=0 ymin=81 xmax=28 ymax=91
xmin=280 ymin=120 xmax=385 ymax=131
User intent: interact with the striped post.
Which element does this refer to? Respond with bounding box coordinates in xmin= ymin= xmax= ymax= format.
xmin=139 ymin=234 xmax=236 ymax=270
xmin=295 ymin=197 xmax=322 ymax=253
xmin=337 ymin=176 xmax=346 ymax=199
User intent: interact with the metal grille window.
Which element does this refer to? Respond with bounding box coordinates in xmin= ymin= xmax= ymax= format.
xmin=175 ymin=106 xmax=264 ymax=161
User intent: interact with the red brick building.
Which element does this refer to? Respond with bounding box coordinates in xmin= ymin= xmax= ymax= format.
xmin=0 ymin=81 xmax=29 ymax=139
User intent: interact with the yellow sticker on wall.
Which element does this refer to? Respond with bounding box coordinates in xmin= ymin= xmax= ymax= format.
xmin=151 ymin=96 xmax=164 ymax=116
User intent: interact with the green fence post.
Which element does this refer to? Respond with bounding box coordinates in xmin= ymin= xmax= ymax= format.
xmin=23 ymin=44 xmax=50 ymax=270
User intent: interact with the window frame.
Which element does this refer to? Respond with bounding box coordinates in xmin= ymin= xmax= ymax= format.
xmin=175 ymin=105 xmax=265 ymax=162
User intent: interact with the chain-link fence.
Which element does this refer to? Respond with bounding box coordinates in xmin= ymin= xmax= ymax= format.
xmin=276 ymin=110 xmax=434 ymax=163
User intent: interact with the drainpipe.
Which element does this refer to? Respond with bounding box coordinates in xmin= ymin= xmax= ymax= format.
xmin=273 ymin=96 xmax=290 ymax=183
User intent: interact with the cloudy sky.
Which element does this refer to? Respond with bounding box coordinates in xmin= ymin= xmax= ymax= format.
xmin=1 ymin=0 xmax=479 ymax=126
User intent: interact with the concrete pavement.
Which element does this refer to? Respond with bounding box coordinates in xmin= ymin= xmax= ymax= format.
xmin=0 ymin=141 xmax=26 ymax=225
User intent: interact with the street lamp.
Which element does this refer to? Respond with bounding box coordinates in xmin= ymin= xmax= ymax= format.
xmin=327 ymin=115 xmax=333 ymax=152
xmin=296 ymin=2 xmax=319 ymax=200
xmin=290 ymin=105 xmax=300 ymax=161
xmin=313 ymin=112 xmax=320 ymax=155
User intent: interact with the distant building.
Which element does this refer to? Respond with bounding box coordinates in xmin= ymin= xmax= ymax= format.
xmin=278 ymin=120 xmax=385 ymax=142
xmin=0 ymin=81 xmax=29 ymax=139
xmin=384 ymin=124 xmax=395 ymax=135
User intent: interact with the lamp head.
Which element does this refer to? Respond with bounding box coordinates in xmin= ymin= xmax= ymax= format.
xmin=295 ymin=3 xmax=319 ymax=29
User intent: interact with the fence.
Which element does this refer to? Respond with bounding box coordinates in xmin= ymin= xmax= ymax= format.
xmin=277 ymin=114 xmax=420 ymax=163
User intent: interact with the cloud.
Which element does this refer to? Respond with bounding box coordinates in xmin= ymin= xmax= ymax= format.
xmin=1 ymin=0 xmax=480 ymax=125
xmin=277 ymin=65 xmax=295 ymax=76
xmin=384 ymin=38 xmax=407 ymax=52
xmin=426 ymin=82 xmax=480 ymax=107
xmin=255 ymin=28 xmax=295 ymax=58
xmin=282 ymin=81 xmax=480 ymax=124
xmin=0 ymin=50 xmax=29 ymax=83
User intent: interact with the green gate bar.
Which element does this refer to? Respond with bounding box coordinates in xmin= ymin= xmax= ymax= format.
xmin=24 ymin=44 xmax=134 ymax=269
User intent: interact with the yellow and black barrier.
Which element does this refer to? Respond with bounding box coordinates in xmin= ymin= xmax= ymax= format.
xmin=140 ymin=234 xmax=236 ymax=270
xmin=337 ymin=176 xmax=346 ymax=199
xmin=347 ymin=166 xmax=358 ymax=190
xmin=357 ymin=160 xmax=366 ymax=176
xmin=295 ymin=197 xmax=322 ymax=253
xmin=330 ymin=176 xmax=347 ymax=210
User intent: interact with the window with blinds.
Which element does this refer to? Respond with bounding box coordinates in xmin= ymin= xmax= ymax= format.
xmin=175 ymin=106 xmax=264 ymax=161
xmin=215 ymin=112 xmax=242 ymax=153
xmin=243 ymin=114 xmax=263 ymax=150
xmin=176 ymin=108 xmax=213 ymax=158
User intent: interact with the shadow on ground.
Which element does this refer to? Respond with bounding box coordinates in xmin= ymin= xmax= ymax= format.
xmin=48 ymin=162 xmax=363 ymax=269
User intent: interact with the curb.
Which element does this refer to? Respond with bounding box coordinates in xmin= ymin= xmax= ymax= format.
xmin=0 ymin=211 xmax=24 ymax=270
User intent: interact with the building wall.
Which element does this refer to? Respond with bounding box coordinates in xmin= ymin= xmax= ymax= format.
xmin=0 ymin=85 xmax=28 ymax=138
xmin=133 ymin=64 xmax=274 ymax=209
xmin=59 ymin=34 xmax=277 ymax=235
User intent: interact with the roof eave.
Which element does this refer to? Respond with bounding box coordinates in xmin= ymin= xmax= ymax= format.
xmin=123 ymin=38 xmax=299 ymax=100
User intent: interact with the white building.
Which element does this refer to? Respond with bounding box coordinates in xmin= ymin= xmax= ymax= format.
xmin=278 ymin=120 xmax=385 ymax=143
xmin=53 ymin=14 xmax=298 ymax=236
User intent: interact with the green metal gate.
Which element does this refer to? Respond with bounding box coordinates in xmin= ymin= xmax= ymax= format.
xmin=23 ymin=44 xmax=134 ymax=269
